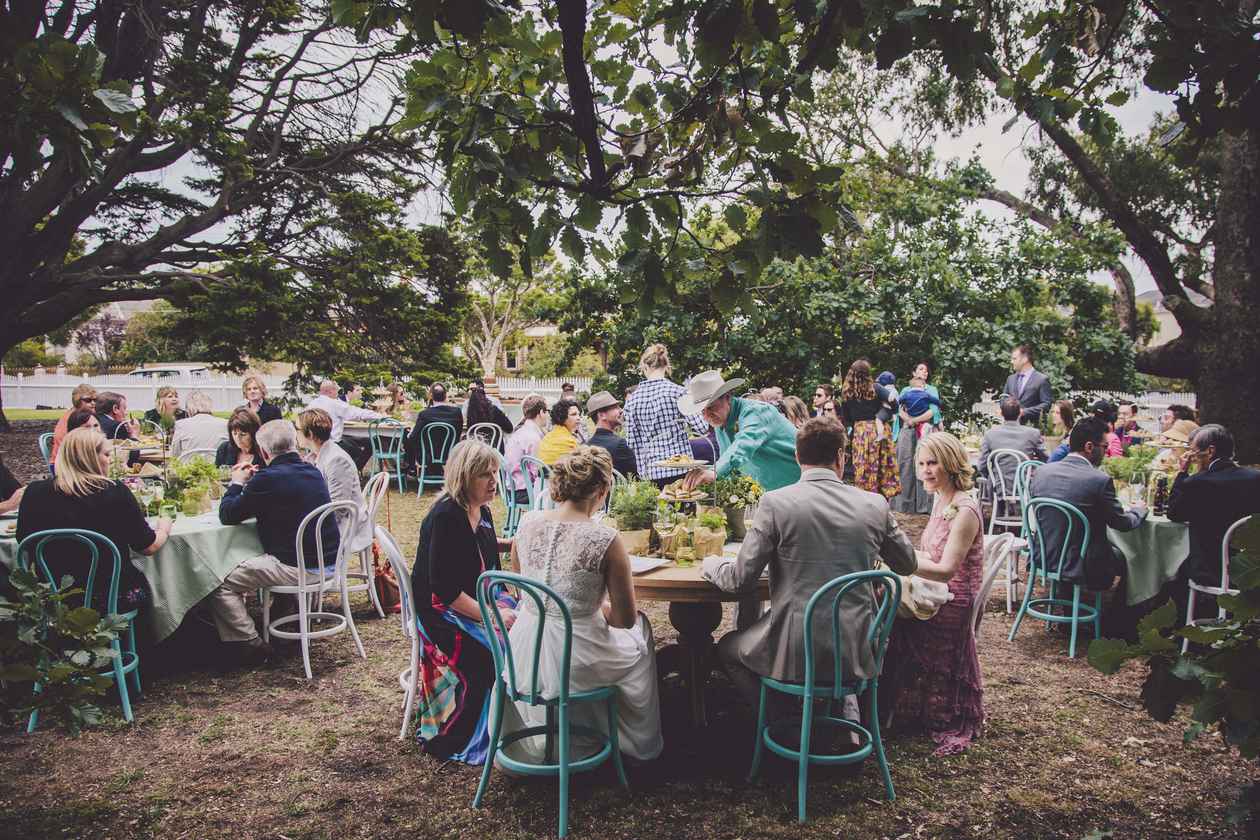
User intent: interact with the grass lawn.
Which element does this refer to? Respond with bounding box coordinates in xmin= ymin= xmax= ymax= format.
xmin=0 ymin=487 xmax=1254 ymax=839
xmin=2 ymin=409 xmax=67 ymax=420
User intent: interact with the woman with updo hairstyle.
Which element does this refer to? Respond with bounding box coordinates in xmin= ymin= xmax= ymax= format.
xmin=623 ymin=342 xmax=710 ymax=488
xmin=498 ymin=445 xmax=664 ymax=763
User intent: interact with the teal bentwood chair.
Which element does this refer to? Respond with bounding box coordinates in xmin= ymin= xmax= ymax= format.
xmin=1007 ymin=497 xmax=1102 ymax=658
xmin=498 ymin=461 xmax=523 ymax=538
xmin=472 ymin=571 xmax=629 ymax=839
xmin=748 ymin=569 xmax=901 ymax=823
xmin=38 ymin=432 xmax=55 ymax=476
xmin=519 ymin=454 xmax=550 ymax=511
xmin=368 ymin=418 xmax=407 ymax=493
xmin=415 ymin=421 xmax=459 ymax=496
xmin=17 ymin=529 xmax=142 ymax=730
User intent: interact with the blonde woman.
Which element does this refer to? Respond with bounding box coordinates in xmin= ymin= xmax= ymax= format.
xmin=409 ymin=440 xmax=517 ymax=763
xmin=17 ymin=428 xmax=171 ymax=611
xmin=883 ymin=431 xmax=985 ymax=756
xmin=780 ymin=395 xmax=811 ymax=428
xmin=143 ymin=385 xmax=187 ymax=430
xmin=241 ymin=374 xmax=282 ymax=424
xmin=623 ymin=343 xmax=708 ymax=487
xmin=499 ymin=445 xmax=662 ymax=763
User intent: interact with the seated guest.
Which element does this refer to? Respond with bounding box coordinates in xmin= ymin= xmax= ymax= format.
xmin=1161 ymin=403 xmax=1198 ymax=433
xmin=95 ymin=392 xmax=137 ymax=440
xmin=704 ymin=418 xmax=916 ymax=714
xmin=342 ymin=382 xmax=364 ymax=405
xmin=505 ymin=395 xmax=548 ymax=506
xmin=977 ymin=396 xmax=1048 ymax=491
xmin=297 ymin=408 xmax=372 ymax=555
xmin=170 ymin=391 xmax=228 ymax=461
xmin=213 ymin=420 xmax=340 ymax=664
xmin=1028 ymin=417 xmax=1146 ymax=595
xmin=306 ymin=379 xmax=385 ymax=471
xmin=66 ymin=407 xmax=101 ymax=435
xmin=0 ymin=453 xmax=25 ymax=514
xmin=585 ymin=391 xmax=637 ymax=477
xmin=500 ymin=446 xmax=663 ymax=762
xmin=241 ymin=375 xmax=282 ymax=424
xmin=1153 ymin=417 xmax=1201 ymax=472
xmin=1047 ymin=399 xmax=1075 ymax=462
xmin=464 ymin=385 xmax=513 ymax=449
xmin=883 ymin=432 xmax=985 ymax=755
xmin=538 ymin=399 xmax=581 ymax=466
xmin=406 ymin=382 xmax=464 ymax=474
xmin=1167 ymin=424 xmax=1260 ymax=622
xmin=385 ymin=382 xmax=409 ymax=417
xmin=143 ymin=385 xmax=188 ymax=431
xmin=1090 ymin=400 xmax=1124 ymax=457
xmin=215 ymin=407 xmax=266 ymax=469
xmin=50 ymin=384 xmax=98 ymax=463
xmin=17 ymin=429 xmax=171 ymax=612
xmin=1116 ymin=401 xmax=1141 ymax=447
xmin=410 ymin=440 xmax=516 ymax=762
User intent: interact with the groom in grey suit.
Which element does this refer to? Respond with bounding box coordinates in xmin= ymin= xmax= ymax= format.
xmin=703 ymin=417 xmax=917 ymax=709
xmin=1003 ymin=344 xmax=1053 ymax=426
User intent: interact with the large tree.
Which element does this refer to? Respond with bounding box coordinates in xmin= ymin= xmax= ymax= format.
xmin=0 ymin=0 xmax=434 ymax=427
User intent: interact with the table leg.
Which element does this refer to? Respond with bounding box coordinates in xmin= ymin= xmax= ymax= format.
xmin=663 ymin=601 xmax=723 ymax=727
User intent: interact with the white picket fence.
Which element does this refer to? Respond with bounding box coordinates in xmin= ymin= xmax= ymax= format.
xmin=972 ymin=389 xmax=1197 ymax=419
xmin=494 ymin=376 xmax=593 ymax=399
xmin=0 ymin=371 xmax=303 ymax=413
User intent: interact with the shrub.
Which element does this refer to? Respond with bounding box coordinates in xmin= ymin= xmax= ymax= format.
xmin=610 ymin=481 xmax=659 ymax=531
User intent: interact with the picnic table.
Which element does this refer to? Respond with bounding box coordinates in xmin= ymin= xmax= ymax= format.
xmin=1 ymin=511 xmax=263 ymax=643
xmin=1108 ymin=514 xmax=1189 ymax=606
xmin=632 ymin=544 xmax=769 ymax=727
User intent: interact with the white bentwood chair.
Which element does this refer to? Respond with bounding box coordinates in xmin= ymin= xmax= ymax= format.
xmin=342 ymin=472 xmax=390 ymax=619
xmin=466 ymin=422 xmax=505 ymax=452
xmin=1182 ymin=515 xmax=1251 ymax=653
xmin=262 ymin=500 xmax=366 ymax=679
xmin=377 ymin=525 xmax=421 ymax=740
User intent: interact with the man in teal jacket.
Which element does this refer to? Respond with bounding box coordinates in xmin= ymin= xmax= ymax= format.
xmin=679 ymin=370 xmax=801 ymax=492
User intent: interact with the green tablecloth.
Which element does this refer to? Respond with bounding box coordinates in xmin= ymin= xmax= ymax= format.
xmin=1109 ymin=515 xmax=1189 ymax=606
xmin=1 ymin=514 xmax=262 ymax=643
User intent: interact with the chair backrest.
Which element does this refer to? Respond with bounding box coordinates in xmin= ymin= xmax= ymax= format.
xmin=38 ymin=433 xmax=55 ymax=470
xmin=519 ymin=455 xmax=550 ymax=510
xmin=1024 ymin=497 xmax=1090 ymax=580
xmin=987 ymin=448 xmax=1029 ymax=500
xmin=139 ymin=419 xmax=167 ymax=441
xmin=801 ymin=570 xmax=900 ymax=698
xmin=419 ymin=422 xmax=459 ymax=466
xmin=467 ymin=422 xmax=504 ymax=451
xmin=368 ymin=418 xmax=406 ymax=458
xmin=974 ymin=533 xmax=1014 ymax=635
xmin=498 ymin=460 xmax=517 ymax=512
xmin=361 ymin=471 xmax=390 ymax=525
xmin=1222 ymin=515 xmax=1256 ymax=590
xmin=177 ymin=447 xmax=221 ymax=464
xmin=477 ymin=570 xmax=572 ymax=706
xmin=293 ymin=500 xmax=359 ymax=596
xmin=1014 ymin=459 xmax=1041 ymax=505
xmin=16 ymin=528 xmax=123 ymax=615
xmin=375 ymin=525 xmax=415 ymax=640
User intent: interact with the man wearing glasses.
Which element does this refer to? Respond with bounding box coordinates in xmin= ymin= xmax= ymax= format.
xmin=812 ymin=383 xmax=834 ymax=417
xmin=50 ymin=384 xmax=98 ymax=462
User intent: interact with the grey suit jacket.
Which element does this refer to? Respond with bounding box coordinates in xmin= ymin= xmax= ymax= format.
xmin=978 ymin=421 xmax=1047 ymax=492
xmin=1003 ymin=369 xmax=1053 ymax=426
xmin=703 ymin=468 xmax=916 ymax=683
xmin=1027 ymin=454 xmax=1145 ymax=589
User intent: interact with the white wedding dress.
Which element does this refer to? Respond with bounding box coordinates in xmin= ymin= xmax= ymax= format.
xmin=495 ymin=512 xmax=663 ymax=764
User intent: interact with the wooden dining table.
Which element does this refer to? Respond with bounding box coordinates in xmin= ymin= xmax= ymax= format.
xmin=632 ymin=557 xmax=770 ymax=727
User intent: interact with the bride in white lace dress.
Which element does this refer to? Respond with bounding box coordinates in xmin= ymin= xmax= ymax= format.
xmin=497 ymin=446 xmax=663 ymax=763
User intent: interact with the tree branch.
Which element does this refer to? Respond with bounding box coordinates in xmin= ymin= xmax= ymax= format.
xmin=556 ymin=0 xmax=609 ymax=197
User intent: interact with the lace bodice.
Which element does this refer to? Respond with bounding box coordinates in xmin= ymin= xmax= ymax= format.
xmin=513 ymin=513 xmax=617 ymax=617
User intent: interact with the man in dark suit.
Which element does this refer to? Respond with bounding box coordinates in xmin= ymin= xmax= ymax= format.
xmin=978 ymin=396 xmax=1048 ymax=492
xmin=1167 ymin=424 xmax=1260 ymax=621
xmin=406 ymin=382 xmax=464 ymax=476
xmin=1028 ymin=417 xmax=1147 ymax=595
xmin=1003 ymin=344 xmax=1053 ymax=427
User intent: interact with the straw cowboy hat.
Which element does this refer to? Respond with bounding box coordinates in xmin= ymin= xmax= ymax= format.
xmin=677 ymin=370 xmax=746 ymax=415
xmin=1156 ymin=419 xmax=1199 ymax=448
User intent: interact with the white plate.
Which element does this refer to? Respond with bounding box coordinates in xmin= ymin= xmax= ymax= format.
xmin=651 ymin=459 xmax=710 ymax=470
xmin=629 ymin=555 xmax=670 ymax=575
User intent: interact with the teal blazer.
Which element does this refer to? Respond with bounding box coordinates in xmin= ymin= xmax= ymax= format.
xmin=715 ymin=398 xmax=802 ymax=492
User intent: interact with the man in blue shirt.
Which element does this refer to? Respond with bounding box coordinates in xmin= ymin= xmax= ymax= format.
xmin=210 ymin=419 xmax=339 ymax=664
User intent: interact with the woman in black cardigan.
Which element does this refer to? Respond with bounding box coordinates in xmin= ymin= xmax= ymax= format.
xmin=410 ymin=439 xmax=516 ymax=762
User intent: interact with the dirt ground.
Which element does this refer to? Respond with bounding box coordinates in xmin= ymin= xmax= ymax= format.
xmin=0 ymin=426 xmax=1255 ymax=839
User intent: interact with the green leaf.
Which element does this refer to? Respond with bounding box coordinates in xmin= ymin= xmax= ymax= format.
xmin=752 ymin=0 xmax=779 ymax=41
xmin=1086 ymin=637 xmax=1134 ymax=674
xmin=574 ymin=195 xmax=603 ymax=232
xmin=57 ymin=105 xmax=88 ymax=131
xmin=625 ymin=204 xmax=650 ymax=240
xmin=723 ymin=204 xmax=748 ymax=231
xmin=1192 ymin=687 xmax=1228 ymax=724
xmin=62 ymin=606 xmax=102 ymax=635
xmin=560 ymin=226 xmax=586 ymax=262
xmin=1104 ymin=90 xmax=1129 ymax=107
xmin=1137 ymin=599 xmax=1177 ymax=636
xmin=0 ymin=664 xmax=40 ymax=682
xmin=996 ymin=76 xmax=1015 ymax=100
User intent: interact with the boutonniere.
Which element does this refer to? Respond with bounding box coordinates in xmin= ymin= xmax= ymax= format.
xmin=940 ymin=502 xmax=959 ymax=521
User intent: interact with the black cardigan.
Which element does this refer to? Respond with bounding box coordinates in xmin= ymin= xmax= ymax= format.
xmin=411 ymin=495 xmax=500 ymax=650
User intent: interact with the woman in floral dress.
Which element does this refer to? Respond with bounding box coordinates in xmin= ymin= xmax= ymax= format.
xmin=839 ymin=360 xmax=901 ymax=499
xmin=884 ymin=431 xmax=985 ymax=755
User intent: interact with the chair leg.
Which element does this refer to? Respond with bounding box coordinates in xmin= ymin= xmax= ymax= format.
xmin=797 ymin=692 xmax=814 ymax=824
xmin=545 ymin=705 xmax=556 ymax=764
xmin=1093 ymin=592 xmax=1103 ymax=641
xmin=558 ymin=701 xmax=571 ymax=839
xmin=127 ymin=621 xmax=142 ymax=696
xmin=113 ymin=638 xmax=134 ymax=723
xmin=340 ymin=571 xmax=366 ymax=659
xmin=417 ymin=466 xmax=425 ymax=497
xmin=26 ymin=684 xmax=42 ymax=733
xmin=607 ymin=693 xmax=629 ymax=788
xmin=747 ymin=681 xmax=768 ymax=781
xmin=1004 ymin=549 xmax=1014 ymax=613
xmin=299 ymin=594 xmax=313 ymax=680
xmin=1046 ymin=579 xmax=1057 ymax=631
xmin=1008 ymin=565 xmax=1037 ymax=642
xmin=1068 ymin=586 xmax=1083 ymax=658
xmin=262 ymin=589 xmax=271 ymax=643
xmin=869 ymin=684 xmax=895 ymax=801
xmin=473 ymin=681 xmax=506 ymax=809
xmin=1182 ymin=588 xmax=1198 ymax=654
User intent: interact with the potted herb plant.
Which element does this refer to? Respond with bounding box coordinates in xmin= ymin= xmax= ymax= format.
xmin=609 ymin=481 xmax=659 ymax=555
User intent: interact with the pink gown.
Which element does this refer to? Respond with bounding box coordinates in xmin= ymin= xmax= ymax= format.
xmin=885 ymin=493 xmax=985 ymax=755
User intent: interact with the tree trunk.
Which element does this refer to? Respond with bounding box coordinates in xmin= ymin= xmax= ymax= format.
xmin=1138 ymin=128 xmax=1260 ymax=463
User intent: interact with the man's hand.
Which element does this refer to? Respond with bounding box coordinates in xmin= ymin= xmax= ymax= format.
xmin=230 ymin=463 xmax=256 ymax=485
xmin=1178 ymin=449 xmax=1194 ymax=473
xmin=683 ymin=468 xmax=716 ymax=491
xmin=1132 ymin=501 xmax=1148 ymax=518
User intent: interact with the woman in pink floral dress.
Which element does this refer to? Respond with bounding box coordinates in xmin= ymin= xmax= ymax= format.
xmin=884 ymin=431 xmax=985 ymax=755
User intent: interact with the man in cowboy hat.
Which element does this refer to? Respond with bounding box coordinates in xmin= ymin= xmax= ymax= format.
xmin=586 ymin=390 xmax=637 ymax=477
xmin=679 ymin=370 xmax=801 ymax=493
